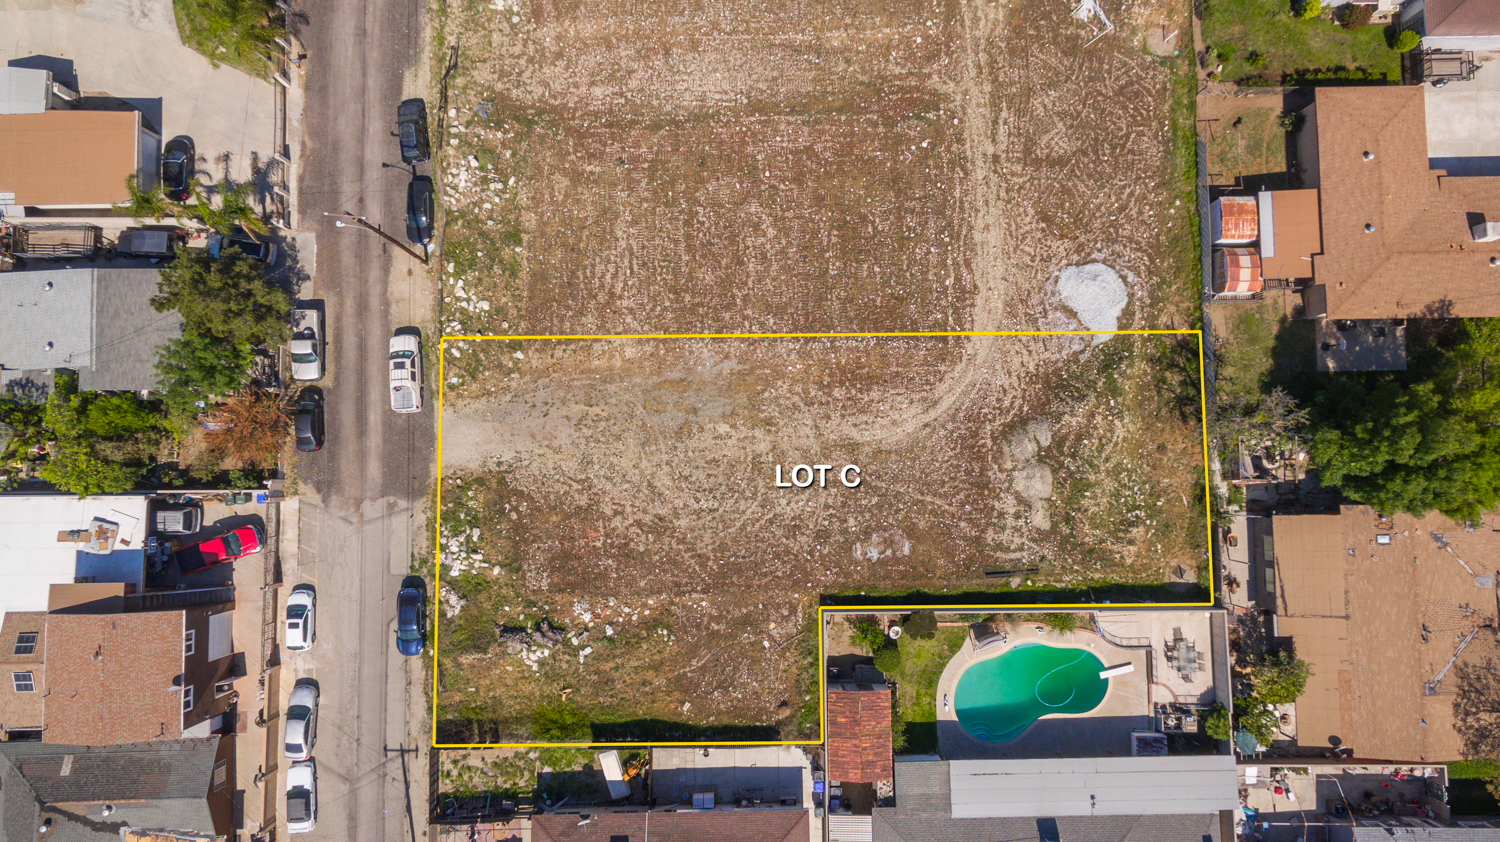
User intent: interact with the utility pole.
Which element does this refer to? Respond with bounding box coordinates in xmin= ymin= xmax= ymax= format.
xmin=323 ymin=211 xmax=428 ymax=265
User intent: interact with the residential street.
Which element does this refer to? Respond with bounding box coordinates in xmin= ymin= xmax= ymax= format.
xmin=287 ymin=0 xmax=432 ymax=836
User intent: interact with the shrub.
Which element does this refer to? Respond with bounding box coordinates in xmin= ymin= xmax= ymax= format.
xmin=1277 ymin=111 xmax=1307 ymax=134
xmin=1338 ymin=3 xmax=1373 ymax=27
xmin=1295 ymin=0 xmax=1322 ymax=19
xmin=1042 ymin=613 xmax=1080 ymax=633
xmin=1204 ymin=703 xmax=1232 ymax=740
xmin=902 ymin=610 xmax=937 ymax=640
xmin=872 ymin=644 xmax=903 ymax=675
xmin=1393 ymin=29 xmax=1420 ymax=52
xmin=891 ymin=719 xmax=908 ymax=754
xmin=1247 ymin=51 xmax=1268 ymax=69
xmin=1235 ymin=694 xmax=1282 ymax=746
xmin=203 ymin=391 xmax=287 ymax=468
xmin=850 ymin=619 xmax=889 ymax=654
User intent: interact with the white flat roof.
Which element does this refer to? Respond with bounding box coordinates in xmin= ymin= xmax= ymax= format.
xmin=0 ymin=495 xmax=150 ymax=618
xmin=949 ymin=756 xmax=1239 ymax=818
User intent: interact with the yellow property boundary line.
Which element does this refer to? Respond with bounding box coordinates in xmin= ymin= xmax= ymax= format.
xmin=431 ymin=330 xmax=1215 ymax=748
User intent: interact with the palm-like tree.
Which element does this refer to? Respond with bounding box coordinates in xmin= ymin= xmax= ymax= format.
xmin=119 ymin=175 xmax=175 ymax=222
xmin=188 ymin=179 xmax=271 ymax=238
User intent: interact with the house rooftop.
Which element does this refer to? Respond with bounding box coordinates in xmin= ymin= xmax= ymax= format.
xmin=0 ymin=495 xmax=149 ymax=622
xmin=1308 ymin=86 xmax=1500 ymax=319
xmin=42 ymin=611 xmax=187 ymax=745
xmin=871 ymin=759 xmax=1225 ymax=842
xmin=1422 ymin=0 xmax=1500 ymax=36
xmin=1272 ymin=505 xmax=1500 ymax=760
xmin=827 ymin=685 xmax=893 ymax=782
xmin=0 ymin=111 xmax=141 ymax=206
xmin=0 ymin=738 xmax=223 ymax=842
xmin=0 ymin=268 xmax=182 ymax=393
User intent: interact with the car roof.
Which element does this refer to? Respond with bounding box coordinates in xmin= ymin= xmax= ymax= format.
xmin=389 ymin=334 xmax=419 ymax=353
xmin=286 ymin=760 xmax=314 ymax=786
xmin=398 ymin=98 xmax=425 ymax=118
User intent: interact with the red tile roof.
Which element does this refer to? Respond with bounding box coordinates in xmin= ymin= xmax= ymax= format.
xmin=826 ymin=687 xmax=892 ymax=782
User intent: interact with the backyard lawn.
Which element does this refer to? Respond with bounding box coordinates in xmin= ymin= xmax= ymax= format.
xmin=1203 ymin=0 xmax=1401 ymax=84
xmin=887 ymin=627 xmax=970 ymax=755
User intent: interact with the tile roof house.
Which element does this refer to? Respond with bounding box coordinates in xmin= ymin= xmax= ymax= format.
xmin=871 ymin=759 xmax=1226 ymax=842
xmin=1270 ymin=505 xmax=1500 ymax=760
xmin=45 ymin=605 xmax=239 ymax=745
xmin=532 ymin=809 xmax=809 ymax=842
xmin=0 ymin=737 xmax=231 ymax=841
xmin=0 ymin=110 xmax=160 ymax=213
xmin=1400 ymin=0 xmax=1500 ymax=50
xmin=0 ymin=269 xmax=183 ymax=394
xmin=827 ymin=683 xmax=893 ymax=783
xmin=1294 ymin=86 xmax=1500 ymax=320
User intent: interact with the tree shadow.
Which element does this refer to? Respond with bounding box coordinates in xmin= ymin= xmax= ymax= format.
xmin=3 ymin=376 xmax=51 ymax=404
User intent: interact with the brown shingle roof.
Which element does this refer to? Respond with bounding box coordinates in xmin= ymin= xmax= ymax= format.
xmin=1260 ymin=189 xmax=1321 ymax=281
xmin=0 ymin=111 xmax=140 ymax=206
xmin=1273 ymin=506 xmax=1500 ymax=760
xmin=827 ymin=687 xmax=893 ymax=782
xmin=1309 ymin=87 xmax=1500 ymax=319
xmin=42 ymin=612 xmax=185 ymax=745
xmin=1424 ymin=0 xmax=1500 ymax=36
xmin=532 ymin=809 xmax=809 ymax=842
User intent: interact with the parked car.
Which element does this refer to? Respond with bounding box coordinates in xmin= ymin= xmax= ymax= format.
xmin=174 ymin=525 xmax=264 ymax=575
xmin=208 ymin=228 xmax=277 ymax=265
xmin=397 ymin=98 xmax=430 ymax=165
xmin=153 ymin=505 xmax=201 ymax=535
xmin=293 ymin=388 xmax=324 ymax=453
xmin=161 ymin=137 xmax=195 ymax=203
xmin=285 ymin=585 xmax=316 ymax=652
xmin=285 ymin=760 xmax=317 ymax=834
xmin=395 ymin=580 xmax=426 ymax=656
xmin=289 ymin=309 xmax=324 ymax=381
xmin=283 ymin=683 xmax=319 ymax=760
xmin=388 ymin=334 xmax=422 ymax=414
xmin=116 ymin=227 xmax=186 ymax=260
xmin=405 ymin=177 xmax=434 ymax=246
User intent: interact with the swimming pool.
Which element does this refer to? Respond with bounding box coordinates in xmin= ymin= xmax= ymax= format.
xmin=953 ymin=642 xmax=1110 ymax=742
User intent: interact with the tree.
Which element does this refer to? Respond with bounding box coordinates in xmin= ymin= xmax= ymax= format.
xmin=155 ymin=333 xmax=257 ymax=422
xmin=120 ymin=174 xmax=176 ymax=222
xmin=1252 ymin=652 xmax=1312 ymax=705
xmin=1394 ymin=29 xmax=1421 ymax=52
xmin=873 ymin=644 xmax=903 ymax=675
xmin=1213 ymin=387 xmax=1308 ymax=457
xmin=188 ymin=179 xmax=270 ymax=237
xmin=152 ymin=250 xmax=291 ymax=347
xmin=902 ymin=610 xmax=937 ymax=640
xmin=1308 ymin=320 xmax=1500 ymax=521
xmin=850 ymin=619 xmax=888 ymax=654
xmin=39 ymin=443 xmax=144 ymax=495
xmin=1204 ymin=703 xmax=1232 ymax=741
xmin=36 ymin=374 xmax=152 ymax=496
xmin=1234 ymin=694 xmax=1281 ymax=746
xmin=82 ymin=394 xmax=160 ymax=439
xmin=1042 ymin=613 xmax=1080 ymax=633
xmin=1338 ymin=3 xmax=1373 ymax=27
xmin=203 ymin=391 xmax=287 ymax=467
xmin=1295 ymin=0 xmax=1322 ymax=19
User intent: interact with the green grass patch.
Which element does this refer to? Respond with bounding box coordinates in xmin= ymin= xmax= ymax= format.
xmin=886 ymin=627 xmax=968 ymax=756
xmin=1203 ymin=0 xmax=1400 ymax=84
xmin=1446 ymin=760 xmax=1500 ymax=815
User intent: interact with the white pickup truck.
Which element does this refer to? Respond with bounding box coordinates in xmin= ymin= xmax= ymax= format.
xmin=289 ymin=309 xmax=324 ymax=381
xmin=388 ymin=334 xmax=422 ymax=413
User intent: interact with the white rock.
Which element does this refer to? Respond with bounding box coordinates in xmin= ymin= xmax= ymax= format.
xmin=513 ymin=351 xmax=524 ymax=360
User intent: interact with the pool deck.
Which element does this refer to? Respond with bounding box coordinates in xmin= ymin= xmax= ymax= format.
xmin=935 ymin=622 xmax=1153 ymax=760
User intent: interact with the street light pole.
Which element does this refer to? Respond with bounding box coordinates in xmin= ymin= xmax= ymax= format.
xmin=323 ymin=211 xmax=428 ymax=265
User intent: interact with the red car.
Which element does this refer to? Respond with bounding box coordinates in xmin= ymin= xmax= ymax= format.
xmin=174 ymin=525 xmax=264 ymax=574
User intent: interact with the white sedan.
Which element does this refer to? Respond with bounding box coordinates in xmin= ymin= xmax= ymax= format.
xmin=289 ymin=309 xmax=324 ymax=381
xmin=283 ymin=683 xmax=319 ymax=761
xmin=285 ymin=759 xmax=317 ymax=834
xmin=285 ymin=585 xmax=315 ymax=652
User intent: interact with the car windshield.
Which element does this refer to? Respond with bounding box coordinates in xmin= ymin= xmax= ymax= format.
xmin=401 ymin=124 xmax=416 ymax=144
xmin=291 ymin=351 xmax=319 ymax=363
xmin=220 ymin=532 xmax=242 ymax=557
xmin=288 ymin=605 xmax=307 ymax=621
xmin=287 ymin=704 xmax=310 ymax=722
xmin=163 ymin=159 xmax=184 ymax=179
xmin=287 ymin=790 xmax=311 ymax=823
xmin=390 ymin=350 xmax=414 ymax=360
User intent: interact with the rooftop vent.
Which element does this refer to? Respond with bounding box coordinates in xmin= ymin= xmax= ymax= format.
xmin=42 ymin=341 xmax=53 ymax=352
xmin=1363 ymin=151 xmax=1374 ymax=161
xmin=1365 ymin=224 xmax=1376 ymax=233
xmin=42 ymin=281 xmax=53 ymax=291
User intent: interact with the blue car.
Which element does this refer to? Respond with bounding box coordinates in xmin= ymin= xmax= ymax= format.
xmin=395 ymin=582 xmax=425 ymax=656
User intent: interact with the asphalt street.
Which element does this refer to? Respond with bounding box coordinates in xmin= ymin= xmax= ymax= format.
xmin=289 ymin=0 xmax=433 ymax=836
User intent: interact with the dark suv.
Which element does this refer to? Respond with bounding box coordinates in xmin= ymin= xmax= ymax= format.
xmin=397 ymin=99 xmax=430 ymax=165
xmin=161 ymin=137 xmax=195 ymax=202
xmin=293 ymin=388 xmax=324 ymax=452
xmin=406 ymin=177 xmax=434 ymax=246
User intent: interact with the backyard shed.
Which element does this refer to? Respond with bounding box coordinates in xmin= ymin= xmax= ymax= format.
xmin=827 ymin=683 xmax=894 ymax=783
xmin=1211 ymin=196 xmax=1258 ymax=245
xmin=1212 ymin=247 xmax=1263 ymax=296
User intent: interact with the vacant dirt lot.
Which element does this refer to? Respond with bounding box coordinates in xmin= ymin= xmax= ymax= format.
xmin=430 ymin=0 xmax=1202 ymax=741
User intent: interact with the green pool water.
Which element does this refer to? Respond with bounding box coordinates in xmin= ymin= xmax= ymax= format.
xmin=953 ymin=642 xmax=1110 ymax=742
